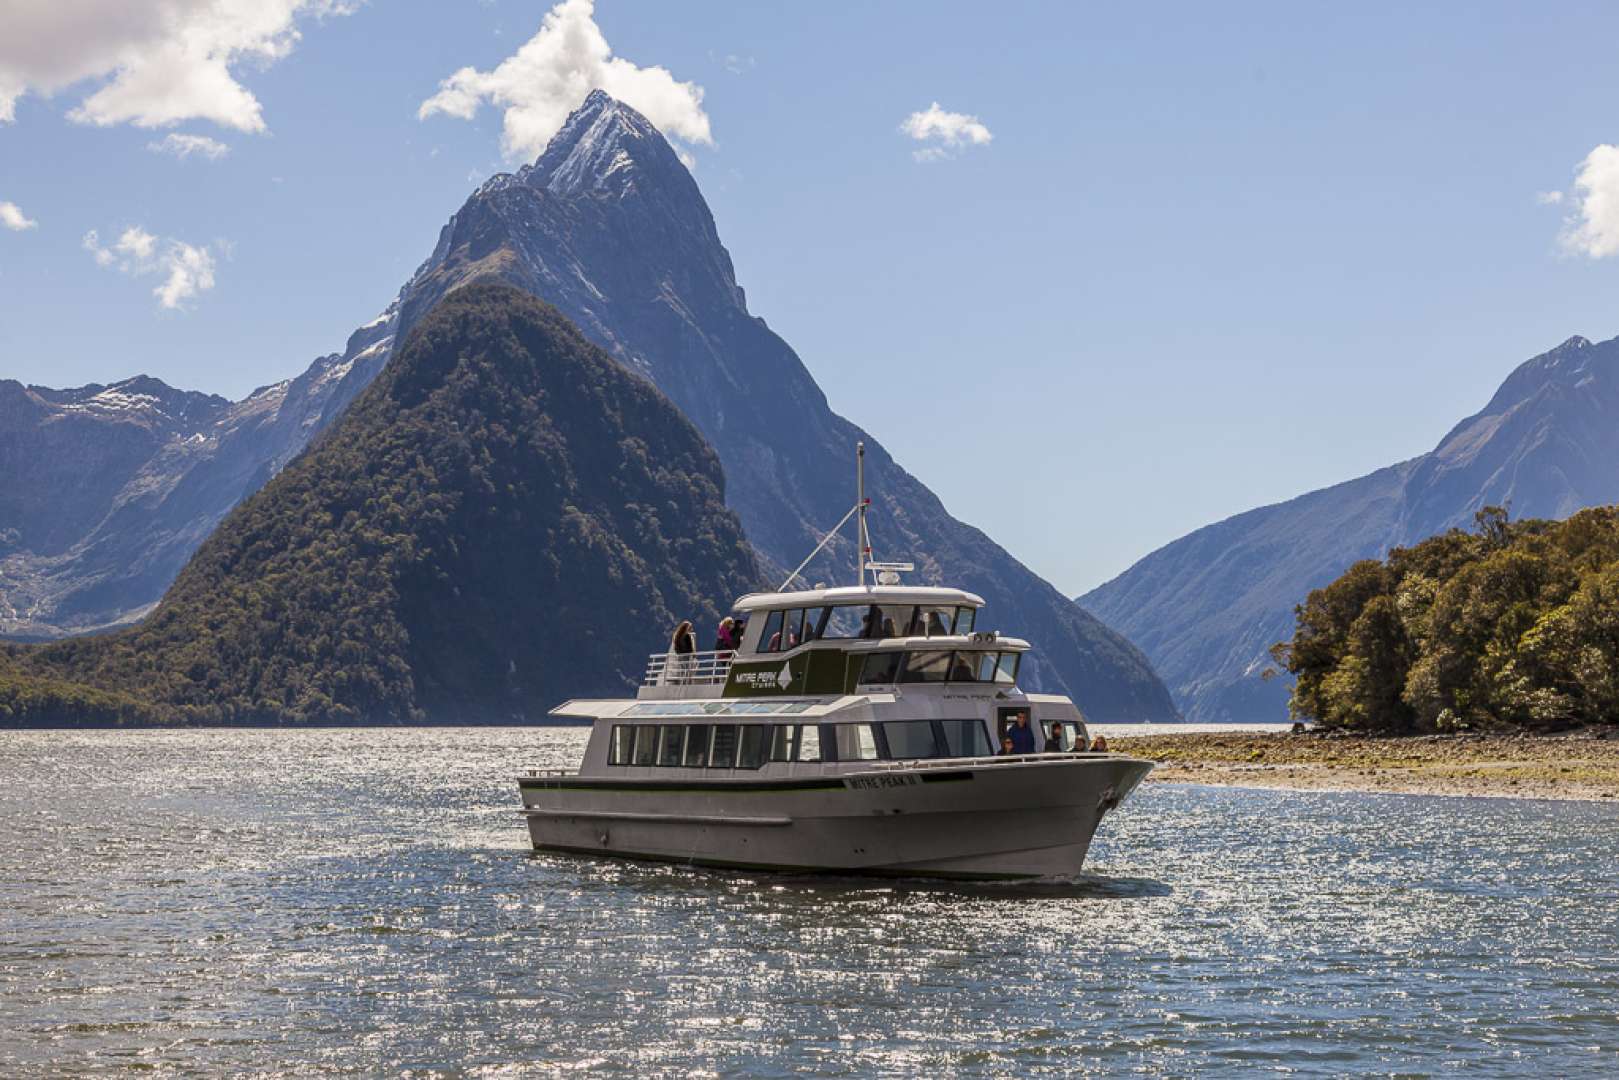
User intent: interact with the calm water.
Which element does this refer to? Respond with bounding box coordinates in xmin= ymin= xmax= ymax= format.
xmin=2 ymin=727 xmax=1617 ymax=1077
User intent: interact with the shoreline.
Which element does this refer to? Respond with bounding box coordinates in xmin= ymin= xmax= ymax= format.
xmin=1111 ymin=731 xmax=1619 ymax=802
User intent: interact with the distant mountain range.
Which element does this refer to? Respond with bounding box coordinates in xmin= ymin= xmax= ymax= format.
xmin=1081 ymin=333 xmax=1619 ymax=721
xmin=0 ymin=314 xmax=396 ymax=638
xmin=6 ymin=284 xmax=760 ymax=723
xmin=0 ymin=91 xmax=1177 ymax=721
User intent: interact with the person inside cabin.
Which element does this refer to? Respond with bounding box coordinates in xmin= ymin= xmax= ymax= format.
xmin=999 ymin=734 xmax=1017 ymax=756
xmin=881 ymin=615 xmax=898 ymax=638
xmin=926 ymin=610 xmax=949 ymax=637
xmin=1007 ymin=711 xmax=1036 ymax=754
xmin=1046 ymin=722 xmax=1069 ymax=752
xmin=670 ymin=620 xmax=696 ymax=683
xmin=860 ymin=605 xmax=881 ymax=639
xmin=714 ymin=616 xmax=738 ymax=657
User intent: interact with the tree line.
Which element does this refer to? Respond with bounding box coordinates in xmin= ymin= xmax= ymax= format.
xmin=1272 ymin=506 xmax=1619 ymax=731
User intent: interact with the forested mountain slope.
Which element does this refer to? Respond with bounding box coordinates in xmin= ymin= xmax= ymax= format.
xmin=1 ymin=284 xmax=760 ymax=724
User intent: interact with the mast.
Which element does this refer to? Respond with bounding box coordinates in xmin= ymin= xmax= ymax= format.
xmin=856 ymin=442 xmax=869 ymax=587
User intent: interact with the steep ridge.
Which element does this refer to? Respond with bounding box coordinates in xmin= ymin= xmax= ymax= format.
xmin=1082 ymin=334 xmax=1619 ymax=721
xmin=1 ymin=91 xmax=1176 ymax=719
xmin=0 ymin=316 xmax=398 ymax=638
xmin=8 ymin=283 xmax=760 ymax=723
xmin=375 ymin=92 xmax=1176 ymax=718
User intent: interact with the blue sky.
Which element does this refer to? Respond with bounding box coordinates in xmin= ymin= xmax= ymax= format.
xmin=2 ymin=1 xmax=1617 ymax=596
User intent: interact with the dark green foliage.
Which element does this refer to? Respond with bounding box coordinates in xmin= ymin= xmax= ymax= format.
xmin=1273 ymin=506 xmax=1619 ymax=731
xmin=1 ymin=283 xmax=760 ymax=725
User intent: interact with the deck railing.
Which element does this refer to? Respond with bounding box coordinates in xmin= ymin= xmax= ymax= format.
xmin=643 ymin=649 xmax=734 ymax=688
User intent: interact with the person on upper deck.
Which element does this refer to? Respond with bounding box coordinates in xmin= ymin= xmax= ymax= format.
xmin=714 ymin=616 xmax=738 ymax=656
xmin=669 ymin=620 xmax=697 ymax=684
xmin=1007 ymin=711 xmax=1036 ymax=754
xmin=1046 ymin=722 xmax=1069 ymax=752
xmin=998 ymin=735 xmax=1017 ymax=756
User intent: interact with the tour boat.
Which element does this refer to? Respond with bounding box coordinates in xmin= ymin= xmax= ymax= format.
xmin=517 ymin=445 xmax=1154 ymax=879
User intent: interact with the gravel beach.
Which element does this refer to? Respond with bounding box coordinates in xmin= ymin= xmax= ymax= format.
xmin=1111 ymin=730 xmax=1619 ymax=801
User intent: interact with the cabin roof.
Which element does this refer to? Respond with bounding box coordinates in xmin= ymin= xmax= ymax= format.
xmin=731 ymin=585 xmax=985 ymax=613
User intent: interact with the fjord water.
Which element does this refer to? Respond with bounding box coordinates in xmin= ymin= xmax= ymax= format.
xmin=3 ymin=729 xmax=1616 ymax=1076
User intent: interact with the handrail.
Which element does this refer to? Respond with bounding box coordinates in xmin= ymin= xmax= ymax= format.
xmin=644 ymin=649 xmax=734 ymax=687
xmin=867 ymin=752 xmax=1107 ymax=771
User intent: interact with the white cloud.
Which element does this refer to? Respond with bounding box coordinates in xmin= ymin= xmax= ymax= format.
xmin=900 ymin=102 xmax=993 ymax=162
xmin=1536 ymin=190 xmax=1564 ymax=206
xmin=0 ymin=1 xmax=358 ymax=133
xmin=1557 ymin=144 xmax=1619 ymax=259
xmin=148 ymin=132 xmax=231 ymax=160
xmin=0 ymin=201 xmax=38 ymax=231
xmin=84 ymin=226 xmax=219 ymax=309
xmin=419 ymin=0 xmax=712 ymax=162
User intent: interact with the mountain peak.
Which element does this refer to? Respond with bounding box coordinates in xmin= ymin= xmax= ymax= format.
xmin=527 ymin=91 xmax=684 ymax=197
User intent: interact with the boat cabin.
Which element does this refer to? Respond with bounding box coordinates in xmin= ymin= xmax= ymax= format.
xmin=641 ymin=586 xmax=1030 ymax=701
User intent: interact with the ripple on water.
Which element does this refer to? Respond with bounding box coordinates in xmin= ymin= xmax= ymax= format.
xmin=1 ymin=727 xmax=1617 ymax=1076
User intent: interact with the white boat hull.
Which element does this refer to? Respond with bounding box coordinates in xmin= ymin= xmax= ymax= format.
xmin=519 ymin=755 xmax=1152 ymax=879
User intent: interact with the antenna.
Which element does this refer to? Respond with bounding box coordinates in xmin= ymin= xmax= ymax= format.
xmin=856 ymin=442 xmax=869 ymax=587
xmin=774 ymin=441 xmax=887 ymax=592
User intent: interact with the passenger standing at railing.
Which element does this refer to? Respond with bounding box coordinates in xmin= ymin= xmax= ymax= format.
xmin=670 ymin=621 xmax=696 ymax=684
xmin=714 ymin=616 xmax=738 ymax=658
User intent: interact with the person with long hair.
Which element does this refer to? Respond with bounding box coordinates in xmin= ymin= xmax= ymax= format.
xmin=669 ymin=620 xmax=696 ymax=684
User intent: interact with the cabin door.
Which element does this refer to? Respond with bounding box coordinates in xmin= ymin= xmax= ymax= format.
xmin=996 ymin=706 xmax=1032 ymax=749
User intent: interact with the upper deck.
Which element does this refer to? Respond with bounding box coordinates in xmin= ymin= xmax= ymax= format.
xmin=638 ymin=586 xmax=1030 ymax=703
xmin=731 ymin=585 xmax=986 ymax=613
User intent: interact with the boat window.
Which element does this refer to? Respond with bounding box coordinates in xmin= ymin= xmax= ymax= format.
xmin=769 ymin=724 xmax=796 ymax=762
xmin=798 ymin=724 xmax=823 ymax=762
xmin=608 ymin=725 xmax=633 ymax=766
xmin=994 ymin=652 xmax=1021 ymax=685
xmin=941 ymin=719 xmax=993 ymax=758
xmin=737 ymin=725 xmax=769 ymax=769
xmin=710 ymin=724 xmax=739 ymax=768
xmin=898 ymin=651 xmax=950 ymax=683
xmin=683 ymin=724 xmax=712 ymax=768
xmin=632 ymin=725 xmax=657 ymax=766
xmin=977 ymin=652 xmax=999 ymax=682
xmin=657 ymin=725 xmax=685 ymax=767
xmin=759 ymin=609 xmax=784 ymax=652
xmin=828 ymin=723 xmax=879 ymax=762
xmin=800 ymin=606 xmax=829 ymax=643
xmin=953 ymin=606 xmax=977 ymax=634
xmin=913 ymin=605 xmax=956 ymax=637
xmin=949 ymin=651 xmax=980 ymax=682
xmin=821 ymin=605 xmax=866 ymax=639
xmin=855 ymin=604 xmax=910 ymax=640
xmin=881 ymin=720 xmax=943 ymax=759
xmin=858 ymin=651 xmax=903 ymax=684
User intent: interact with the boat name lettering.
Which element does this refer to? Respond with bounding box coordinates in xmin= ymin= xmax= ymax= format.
xmin=735 ymin=664 xmax=793 ymax=689
xmin=844 ymin=774 xmax=921 ymax=790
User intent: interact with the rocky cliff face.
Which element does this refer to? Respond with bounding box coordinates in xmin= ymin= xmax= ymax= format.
xmin=1 ymin=91 xmax=1178 ymax=720
xmin=1081 ymin=334 xmax=1619 ymax=721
